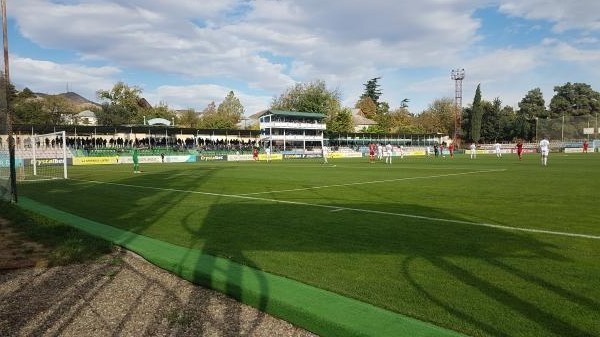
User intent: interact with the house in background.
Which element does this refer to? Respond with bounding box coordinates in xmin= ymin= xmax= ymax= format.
xmin=76 ymin=110 xmax=98 ymax=125
xmin=62 ymin=109 xmax=98 ymax=125
xmin=351 ymin=109 xmax=377 ymax=132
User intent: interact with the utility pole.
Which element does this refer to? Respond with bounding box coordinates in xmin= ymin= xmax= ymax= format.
xmin=2 ymin=0 xmax=16 ymax=202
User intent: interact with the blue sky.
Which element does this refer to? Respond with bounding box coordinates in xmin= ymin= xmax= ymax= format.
xmin=5 ymin=1 xmax=600 ymax=116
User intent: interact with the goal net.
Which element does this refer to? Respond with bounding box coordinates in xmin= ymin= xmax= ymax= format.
xmin=0 ymin=139 xmax=10 ymax=200
xmin=8 ymin=131 xmax=69 ymax=181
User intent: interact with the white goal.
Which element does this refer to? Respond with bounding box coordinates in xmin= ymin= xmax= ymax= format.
xmin=22 ymin=131 xmax=68 ymax=180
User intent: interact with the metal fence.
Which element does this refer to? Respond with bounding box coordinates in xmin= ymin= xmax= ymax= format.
xmin=536 ymin=114 xmax=599 ymax=142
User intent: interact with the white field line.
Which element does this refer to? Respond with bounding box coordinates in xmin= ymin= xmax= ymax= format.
xmin=238 ymin=169 xmax=506 ymax=196
xmin=70 ymin=178 xmax=600 ymax=240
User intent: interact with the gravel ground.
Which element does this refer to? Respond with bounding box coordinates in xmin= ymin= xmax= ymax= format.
xmin=0 ymin=248 xmax=319 ymax=337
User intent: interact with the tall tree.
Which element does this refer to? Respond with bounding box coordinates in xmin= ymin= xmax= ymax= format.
xmin=271 ymin=80 xmax=341 ymax=114
xmin=217 ymin=91 xmax=244 ymax=127
xmin=461 ymin=107 xmax=472 ymax=141
xmin=480 ymin=97 xmax=502 ymax=142
xmin=360 ymin=77 xmax=392 ymax=116
xmin=498 ymin=106 xmax=517 ymax=141
xmin=13 ymin=98 xmax=45 ymax=125
xmin=12 ymin=88 xmax=74 ymax=125
xmin=415 ymin=98 xmax=455 ymax=136
xmin=548 ymin=82 xmax=600 ymax=118
xmin=199 ymin=101 xmax=234 ymax=129
xmin=361 ymin=77 xmax=382 ymax=106
xmin=149 ymin=101 xmax=173 ymax=120
xmin=385 ymin=107 xmax=420 ymax=133
xmin=178 ymin=108 xmax=201 ymax=128
xmin=355 ymin=96 xmax=377 ymax=119
xmin=43 ymin=95 xmax=75 ymax=125
xmin=469 ymin=84 xmax=484 ymax=142
xmin=512 ymin=112 xmax=534 ymax=141
xmin=96 ymin=103 xmax=131 ymax=126
xmin=519 ymin=88 xmax=547 ymax=118
xmin=326 ymin=107 xmax=354 ymax=133
xmin=96 ymin=82 xmax=144 ymax=124
xmin=17 ymin=87 xmax=36 ymax=100
xmin=377 ymin=101 xmax=390 ymax=115
xmin=512 ymin=89 xmax=546 ymax=141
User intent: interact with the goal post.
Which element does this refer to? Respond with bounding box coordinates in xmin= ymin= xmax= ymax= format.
xmin=28 ymin=131 xmax=68 ymax=180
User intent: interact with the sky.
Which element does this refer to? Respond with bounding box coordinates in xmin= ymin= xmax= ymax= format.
xmin=4 ymin=0 xmax=600 ymax=117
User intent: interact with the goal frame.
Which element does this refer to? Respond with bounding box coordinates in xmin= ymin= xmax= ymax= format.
xmin=31 ymin=131 xmax=68 ymax=179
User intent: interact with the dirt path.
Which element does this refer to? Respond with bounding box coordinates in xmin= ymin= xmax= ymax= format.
xmin=0 ymin=220 xmax=318 ymax=337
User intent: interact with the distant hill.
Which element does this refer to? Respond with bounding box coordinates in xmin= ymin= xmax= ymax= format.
xmin=34 ymin=91 xmax=101 ymax=110
xmin=29 ymin=90 xmax=154 ymax=112
xmin=59 ymin=92 xmax=98 ymax=105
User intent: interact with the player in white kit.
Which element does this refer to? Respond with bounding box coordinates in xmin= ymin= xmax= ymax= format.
xmin=539 ymin=138 xmax=550 ymax=166
xmin=494 ymin=142 xmax=502 ymax=158
xmin=385 ymin=143 xmax=393 ymax=164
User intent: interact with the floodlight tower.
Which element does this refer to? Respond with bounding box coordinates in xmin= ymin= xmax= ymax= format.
xmin=451 ymin=68 xmax=465 ymax=144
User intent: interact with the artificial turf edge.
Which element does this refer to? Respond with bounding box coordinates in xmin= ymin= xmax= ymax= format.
xmin=17 ymin=196 xmax=466 ymax=337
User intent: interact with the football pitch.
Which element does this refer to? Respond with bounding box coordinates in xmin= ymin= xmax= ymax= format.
xmin=17 ymin=153 xmax=600 ymax=337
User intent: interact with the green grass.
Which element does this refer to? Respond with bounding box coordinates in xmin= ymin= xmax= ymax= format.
xmin=16 ymin=152 xmax=600 ymax=337
xmin=0 ymin=201 xmax=114 ymax=265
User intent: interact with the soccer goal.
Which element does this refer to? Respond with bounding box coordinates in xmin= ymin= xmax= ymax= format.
xmin=24 ymin=131 xmax=68 ymax=180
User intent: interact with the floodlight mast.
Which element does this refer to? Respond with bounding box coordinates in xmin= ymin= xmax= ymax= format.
xmin=451 ymin=68 xmax=465 ymax=145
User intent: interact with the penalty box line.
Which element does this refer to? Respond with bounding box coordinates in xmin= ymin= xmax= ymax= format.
xmin=238 ymin=169 xmax=507 ymax=196
xmin=71 ymin=178 xmax=600 ymax=241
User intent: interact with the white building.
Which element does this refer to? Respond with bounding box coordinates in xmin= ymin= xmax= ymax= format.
xmin=258 ymin=110 xmax=327 ymax=152
xmin=62 ymin=110 xmax=98 ymax=126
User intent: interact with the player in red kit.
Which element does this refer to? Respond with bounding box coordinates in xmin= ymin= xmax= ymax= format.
xmin=369 ymin=143 xmax=376 ymax=163
xmin=516 ymin=141 xmax=523 ymax=160
xmin=583 ymin=140 xmax=589 ymax=153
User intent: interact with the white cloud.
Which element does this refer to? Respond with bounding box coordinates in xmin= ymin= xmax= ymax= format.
xmin=9 ymin=1 xmax=482 ymax=90
xmin=466 ymin=48 xmax=541 ymax=83
xmin=11 ymin=56 xmax=120 ymax=100
xmin=148 ymin=84 xmax=271 ymax=116
xmin=551 ymin=42 xmax=600 ymax=63
xmin=498 ymin=0 xmax=600 ymax=32
xmin=6 ymin=1 xmax=600 ymax=118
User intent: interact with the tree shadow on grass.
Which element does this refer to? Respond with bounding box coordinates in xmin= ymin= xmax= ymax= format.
xmin=15 ymin=166 xmax=293 ymax=336
xmin=192 ymin=198 xmax=598 ymax=337
xmin=403 ymin=255 xmax=597 ymax=337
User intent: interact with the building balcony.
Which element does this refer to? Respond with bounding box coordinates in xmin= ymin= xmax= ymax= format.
xmin=261 ymin=134 xmax=324 ymax=141
xmin=260 ymin=122 xmax=326 ymax=130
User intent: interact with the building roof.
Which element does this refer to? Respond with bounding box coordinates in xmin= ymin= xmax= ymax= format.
xmin=137 ymin=97 xmax=152 ymax=109
xmin=247 ymin=109 xmax=267 ymax=120
xmin=352 ymin=114 xmax=377 ymax=125
xmin=351 ymin=109 xmax=377 ymax=125
xmin=258 ymin=109 xmax=327 ymax=119
xmin=147 ymin=117 xmax=172 ymax=126
xmin=76 ymin=110 xmax=97 ymax=118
